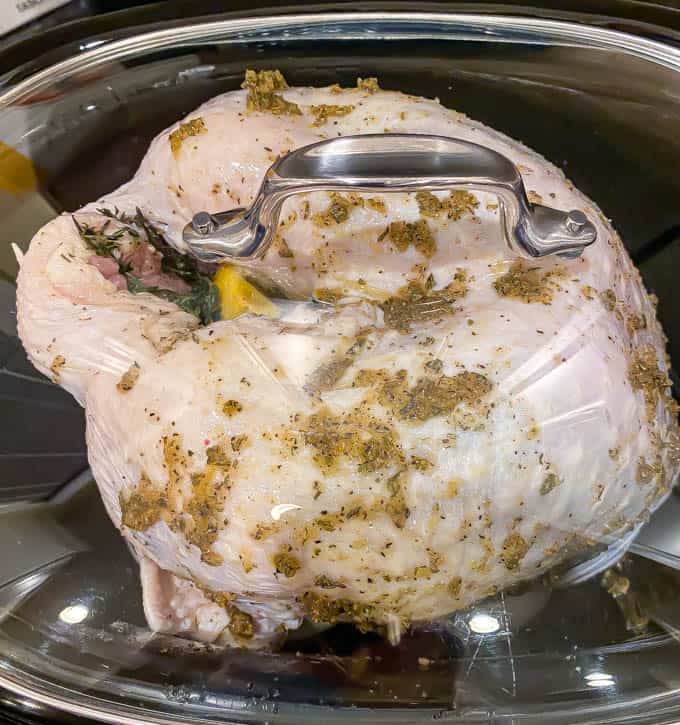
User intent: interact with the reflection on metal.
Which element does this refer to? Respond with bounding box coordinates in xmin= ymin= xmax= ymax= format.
xmin=183 ymin=134 xmax=597 ymax=263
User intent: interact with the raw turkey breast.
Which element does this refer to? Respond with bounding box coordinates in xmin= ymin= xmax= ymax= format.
xmin=16 ymin=72 xmax=679 ymax=648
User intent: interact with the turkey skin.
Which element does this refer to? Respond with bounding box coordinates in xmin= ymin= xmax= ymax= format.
xmin=16 ymin=73 xmax=679 ymax=647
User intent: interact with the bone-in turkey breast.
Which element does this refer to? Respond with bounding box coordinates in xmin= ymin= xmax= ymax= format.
xmin=16 ymin=73 xmax=679 ymax=647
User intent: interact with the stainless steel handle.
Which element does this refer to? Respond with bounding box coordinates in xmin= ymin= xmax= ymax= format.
xmin=182 ymin=134 xmax=597 ymax=263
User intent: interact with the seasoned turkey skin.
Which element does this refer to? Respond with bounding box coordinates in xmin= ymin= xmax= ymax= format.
xmin=16 ymin=74 xmax=679 ymax=647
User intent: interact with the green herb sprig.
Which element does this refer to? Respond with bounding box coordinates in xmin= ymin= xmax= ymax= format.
xmin=73 ymin=210 xmax=219 ymax=325
xmin=125 ymin=274 xmax=219 ymax=325
xmin=73 ymin=217 xmax=126 ymax=258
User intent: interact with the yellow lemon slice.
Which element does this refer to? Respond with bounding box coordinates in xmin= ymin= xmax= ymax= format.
xmin=214 ymin=265 xmax=278 ymax=320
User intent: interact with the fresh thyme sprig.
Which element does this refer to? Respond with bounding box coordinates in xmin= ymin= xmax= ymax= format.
xmin=72 ymin=217 xmax=126 ymax=258
xmin=73 ymin=211 xmax=219 ymax=325
xmin=125 ymin=274 xmax=219 ymax=325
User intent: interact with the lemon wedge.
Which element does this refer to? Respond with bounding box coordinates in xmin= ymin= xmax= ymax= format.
xmin=214 ymin=265 xmax=278 ymax=320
